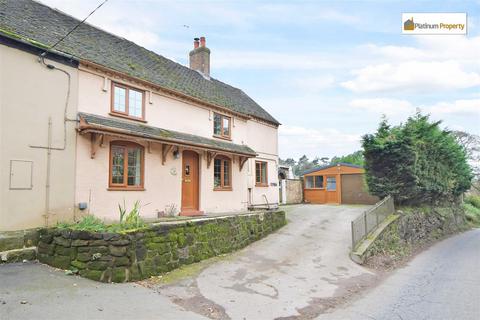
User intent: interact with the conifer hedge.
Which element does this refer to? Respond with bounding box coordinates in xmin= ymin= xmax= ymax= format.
xmin=362 ymin=113 xmax=473 ymax=205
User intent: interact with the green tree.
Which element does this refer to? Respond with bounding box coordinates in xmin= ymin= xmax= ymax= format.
xmin=362 ymin=112 xmax=473 ymax=205
xmin=331 ymin=150 xmax=364 ymax=166
xmin=295 ymin=155 xmax=314 ymax=176
xmin=279 ymin=158 xmax=296 ymax=167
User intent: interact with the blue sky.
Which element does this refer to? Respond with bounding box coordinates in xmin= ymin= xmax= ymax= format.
xmin=41 ymin=0 xmax=480 ymax=160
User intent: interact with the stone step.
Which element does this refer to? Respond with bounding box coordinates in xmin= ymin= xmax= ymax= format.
xmin=0 ymin=247 xmax=37 ymax=263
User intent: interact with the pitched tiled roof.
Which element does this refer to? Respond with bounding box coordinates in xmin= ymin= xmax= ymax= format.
xmin=0 ymin=0 xmax=279 ymax=125
xmin=302 ymin=163 xmax=363 ymax=176
xmin=78 ymin=112 xmax=257 ymax=157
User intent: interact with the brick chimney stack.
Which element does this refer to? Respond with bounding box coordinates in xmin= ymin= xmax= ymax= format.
xmin=189 ymin=36 xmax=210 ymax=78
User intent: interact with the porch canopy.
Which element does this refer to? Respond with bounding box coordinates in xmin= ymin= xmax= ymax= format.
xmin=77 ymin=112 xmax=256 ymax=169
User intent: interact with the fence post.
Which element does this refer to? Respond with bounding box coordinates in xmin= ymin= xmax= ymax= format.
xmin=364 ymin=212 xmax=368 ymax=238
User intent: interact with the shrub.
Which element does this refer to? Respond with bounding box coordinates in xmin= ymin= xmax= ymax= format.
xmin=362 ymin=113 xmax=473 ymax=205
xmin=463 ymin=203 xmax=480 ymax=225
xmin=465 ymin=195 xmax=480 ymax=209
xmin=118 ymin=200 xmax=146 ymax=229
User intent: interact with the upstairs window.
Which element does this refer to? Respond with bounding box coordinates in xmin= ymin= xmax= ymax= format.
xmin=111 ymin=82 xmax=145 ymax=120
xmin=214 ymin=157 xmax=232 ymax=190
xmin=109 ymin=141 xmax=144 ymax=190
xmin=255 ymin=161 xmax=268 ymax=187
xmin=213 ymin=113 xmax=231 ymax=139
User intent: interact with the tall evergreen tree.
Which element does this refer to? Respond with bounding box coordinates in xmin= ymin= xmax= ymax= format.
xmin=362 ymin=112 xmax=473 ymax=205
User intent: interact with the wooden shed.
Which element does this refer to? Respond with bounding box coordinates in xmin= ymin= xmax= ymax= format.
xmin=302 ymin=163 xmax=379 ymax=205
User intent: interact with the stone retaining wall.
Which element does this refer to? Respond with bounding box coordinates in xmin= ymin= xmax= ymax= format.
xmin=37 ymin=211 xmax=286 ymax=282
xmin=363 ymin=206 xmax=466 ymax=267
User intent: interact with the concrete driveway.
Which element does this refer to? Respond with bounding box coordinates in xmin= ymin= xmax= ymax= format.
xmin=153 ymin=204 xmax=377 ymax=319
xmin=0 ymin=205 xmax=375 ymax=320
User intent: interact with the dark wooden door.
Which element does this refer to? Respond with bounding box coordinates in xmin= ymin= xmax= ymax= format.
xmin=181 ymin=151 xmax=199 ymax=212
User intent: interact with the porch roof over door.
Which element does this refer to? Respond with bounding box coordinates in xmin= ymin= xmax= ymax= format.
xmin=77 ymin=112 xmax=257 ymax=157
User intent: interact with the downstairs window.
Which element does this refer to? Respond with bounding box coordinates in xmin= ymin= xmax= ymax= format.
xmin=109 ymin=141 xmax=144 ymax=190
xmin=214 ymin=157 xmax=232 ymax=190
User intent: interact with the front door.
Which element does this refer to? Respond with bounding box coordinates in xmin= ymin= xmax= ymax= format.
xmin=181 ymin=151 xmax=199 ymax=213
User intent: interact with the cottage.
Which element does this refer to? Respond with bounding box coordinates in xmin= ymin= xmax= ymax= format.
xmin=302 ymin=163 xmax=379 ymax=205
xmin=0 ymin=0 xmax=280 ymax=231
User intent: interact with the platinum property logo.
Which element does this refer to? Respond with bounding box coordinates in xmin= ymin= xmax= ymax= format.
xmin=402 ymin=13 xmax=467 ymax=35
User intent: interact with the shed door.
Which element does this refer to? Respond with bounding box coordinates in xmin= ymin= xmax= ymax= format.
xmin=326 ymin=175 xmax=338 ymax=203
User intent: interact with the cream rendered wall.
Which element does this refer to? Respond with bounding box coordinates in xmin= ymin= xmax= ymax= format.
xmin=78 ymin=71 xmax=249 ymax=146
xmin=0 ymin=44 xmax=78 ymax=231
xmin=246 ymin=120 xmax=279 ymax=206
xmin=199 ymin=153 xmax=250 ymax=213
xmin=75 ymin=135 xmax=183 ymax=221
xmin=76 ymin=69 xmax=277 ymax=218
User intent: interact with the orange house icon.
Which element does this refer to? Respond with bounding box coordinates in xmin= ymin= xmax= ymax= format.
xmin=404 ymin=17 xmax=414 ymax=31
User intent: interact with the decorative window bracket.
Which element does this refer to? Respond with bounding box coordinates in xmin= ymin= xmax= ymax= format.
xmin=147 ymin=141 xmax=152 ymax=154
xmin=162 ymin=144 xmax=173 ymax=165
xmin=90 ymin=133 xmax=104 ymax=159
xmin=239 ymin=156 xmax=248 ymax=171
xmin=206 ymin=151 xmax=218 ymax=169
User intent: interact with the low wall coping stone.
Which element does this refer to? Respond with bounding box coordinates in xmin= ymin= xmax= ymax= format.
xmin=350 ymin=214 xmax=400 ymax=264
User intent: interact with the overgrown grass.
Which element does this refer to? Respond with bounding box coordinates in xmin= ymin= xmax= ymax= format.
xmin=56 ymin=215 xmax=107 ymax=232
xmin=465 ymin=195 xmax=480 ymax=209
xmin=56 ymin=201 xmax=147 ymax=233
xmin=463 ymin=195 xmax=480 ymax=226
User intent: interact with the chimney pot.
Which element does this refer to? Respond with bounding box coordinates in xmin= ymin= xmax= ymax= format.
xmin=189 ymin=36 xmax=210 ymax=78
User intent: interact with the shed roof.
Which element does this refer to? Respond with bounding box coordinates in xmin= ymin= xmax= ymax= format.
xmin=0 ymin=0 xmax=279 ymax=125
xmin=302 ymin=163 xmax=363 ymax=176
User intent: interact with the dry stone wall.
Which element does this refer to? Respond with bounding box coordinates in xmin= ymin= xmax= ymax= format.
xmin=37 ymin=211 xmax=286 ymax=282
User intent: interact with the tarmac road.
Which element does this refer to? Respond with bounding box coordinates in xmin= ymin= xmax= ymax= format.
xmin=317 ymin=228 xmax=480 ymax=320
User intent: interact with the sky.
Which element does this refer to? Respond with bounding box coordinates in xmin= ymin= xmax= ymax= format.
xmin=40 ymin=0 xmax=480 ymax=160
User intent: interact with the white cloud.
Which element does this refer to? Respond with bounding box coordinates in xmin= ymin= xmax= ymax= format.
xmin=426 ymin=99 xmax=480 ymax=116
xmin=341 ymin=61 xmax=480 ymax=93
xmin=363 ymin=35 xmax=480 ymax=66
xmin=288 ymin=75 xmax=335 ymax=92
xmin=214 ymin=51 xmax=346 ymax=70
xmin=279 ymin=125 xmax=361 ymax=159
xmin=345 ymin=36 xmax=480 ymax=94
xmin=349 ymin=98 xmax=415 ymax=116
